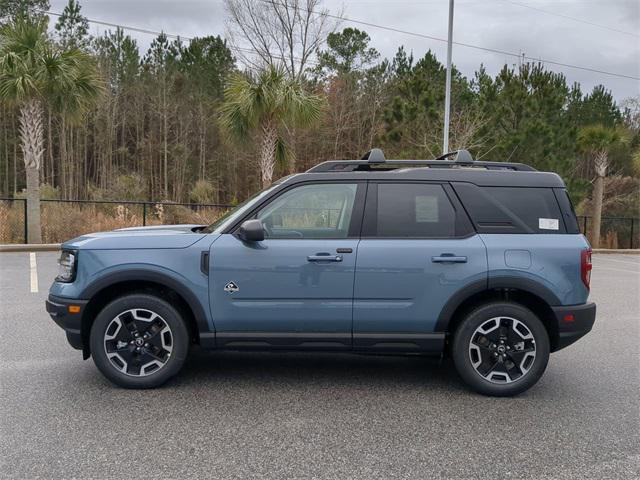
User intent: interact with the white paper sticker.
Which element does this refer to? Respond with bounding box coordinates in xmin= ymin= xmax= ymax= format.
xmin=539 ymin=218 xmax=559 ymax=230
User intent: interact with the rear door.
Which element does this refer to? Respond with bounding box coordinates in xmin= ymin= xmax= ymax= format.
xmin=453 ymin=183 xmax=590 ymax=305
xmin=209 ymin=181 xmax=365 ymax=349
xmin=353 ymin=181 xmax=487 ymax=352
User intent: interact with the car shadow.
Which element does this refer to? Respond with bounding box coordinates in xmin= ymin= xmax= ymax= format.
xmin=172 ymin=347 xmax=468 ymax=393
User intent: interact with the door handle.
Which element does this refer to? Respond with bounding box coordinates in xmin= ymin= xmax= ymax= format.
xmin=432 ymin=254 xmax=467 ymax=263
xmin=307 ymin=253 xmax=343 ymax=262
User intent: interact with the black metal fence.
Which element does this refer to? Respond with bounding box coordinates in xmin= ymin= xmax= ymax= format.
xmin=0 ymin=198 xmax=232 ymax=244
xmin=0 ymin=197 xmax=638 ymax=248
xmin=577 ymin=216 xmax=638 ymax=249
xmin=0 ymin=198 xmax=28 ymax=243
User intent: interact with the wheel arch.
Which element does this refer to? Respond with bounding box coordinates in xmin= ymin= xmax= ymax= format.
xmin=79 ymin=270 xmax=210 ymax=359
xmin=437 ymin=278 xmax=561 ymax=352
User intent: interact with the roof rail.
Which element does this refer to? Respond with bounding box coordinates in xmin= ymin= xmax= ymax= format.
xmin=306 ymin=148 xmax=536 ymax=173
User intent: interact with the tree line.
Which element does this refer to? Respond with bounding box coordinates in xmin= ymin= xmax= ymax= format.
xmin=1 ymin=0 xmax=638 ymax=245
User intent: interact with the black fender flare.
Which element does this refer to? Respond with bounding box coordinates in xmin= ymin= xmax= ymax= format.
xmin=434 ymin=276 xmax=561 ymax=332
xmin=80 ymin=268 xmax=212 ymax=335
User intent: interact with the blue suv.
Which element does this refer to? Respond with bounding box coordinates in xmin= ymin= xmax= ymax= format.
xmin=46 ymin=149 xmax=596 ymax=396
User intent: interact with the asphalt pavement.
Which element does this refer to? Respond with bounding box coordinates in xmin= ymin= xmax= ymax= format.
xmin=0 ymin=252 xmax=639 ymax=479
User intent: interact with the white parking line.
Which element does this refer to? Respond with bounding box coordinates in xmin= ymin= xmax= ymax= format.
xmin=29 ymin=252 xmax=38 ymax=293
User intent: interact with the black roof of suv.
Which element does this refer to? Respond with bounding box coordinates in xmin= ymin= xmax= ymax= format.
xmin=294 ymin=148 xmax=565 ymax=188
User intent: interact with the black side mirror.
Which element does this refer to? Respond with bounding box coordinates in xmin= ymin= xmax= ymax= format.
xmin=237 ymin=219 xmax=265 ymax=242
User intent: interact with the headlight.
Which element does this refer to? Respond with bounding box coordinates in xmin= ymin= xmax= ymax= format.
xmin=56 ymin=250 xmax=77 ymax=283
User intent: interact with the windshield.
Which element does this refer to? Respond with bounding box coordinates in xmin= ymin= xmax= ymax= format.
xmin=202 ymin=185 xmax=279 ymax=234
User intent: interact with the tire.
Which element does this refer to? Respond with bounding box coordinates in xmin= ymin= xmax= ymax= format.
xmin=452 ymin=302 xmax=550 ymax=397
xmin=90 ymin=294 xmax=189 ymax=388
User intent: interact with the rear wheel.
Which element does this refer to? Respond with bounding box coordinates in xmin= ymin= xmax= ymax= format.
xmin=90 ymin=294 xmax=189 ymax=388
xmin=452 ymin=302 xmax=550 ymax=396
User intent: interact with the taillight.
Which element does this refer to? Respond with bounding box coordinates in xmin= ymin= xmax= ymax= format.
xmin=581 ymin=248 xmax=592 ymax=290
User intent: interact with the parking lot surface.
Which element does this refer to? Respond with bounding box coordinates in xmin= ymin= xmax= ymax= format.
xmin=1 ymin=252 xmax=639 ymax=479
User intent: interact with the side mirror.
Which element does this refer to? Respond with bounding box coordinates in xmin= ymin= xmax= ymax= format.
xmin=237 ymin=219 xmax=265 ymax=242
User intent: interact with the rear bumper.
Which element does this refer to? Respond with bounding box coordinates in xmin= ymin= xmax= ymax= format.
xmin=551 ymin=302 xmax=596 ymax=351
xmin=46 ymin=294 xmax=88 ymax=350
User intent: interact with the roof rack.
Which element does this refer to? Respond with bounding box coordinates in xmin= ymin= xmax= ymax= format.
xmin=361 ymin=148 xmax=386 ymax=163
xmin=307 ymin=148 xmax=536 ymax=173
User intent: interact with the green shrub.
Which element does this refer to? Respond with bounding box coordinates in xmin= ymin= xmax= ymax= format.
xmin=190 ymin=180 xmax=216 ymax=204
xmin=109 ymin=174 xmax=146 ymax=201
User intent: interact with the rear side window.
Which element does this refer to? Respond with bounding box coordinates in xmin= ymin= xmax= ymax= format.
xmin=453 ymin=183 xmax=566 ymax=234
xmin=372 ymin=183 xmax=456 ymax=237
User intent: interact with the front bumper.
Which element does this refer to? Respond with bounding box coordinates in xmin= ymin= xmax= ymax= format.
xmin=551 ymin=302 xmax=596 ymax=351
xmin=46 ymin=294 xmax=88 ymax=350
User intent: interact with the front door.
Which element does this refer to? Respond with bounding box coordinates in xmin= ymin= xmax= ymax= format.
xmin=209 ymin=182 xmax=364 ymax=349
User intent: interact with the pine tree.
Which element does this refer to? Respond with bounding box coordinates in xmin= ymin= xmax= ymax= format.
xmin=54 ymin=0 xmax=89 ymax=49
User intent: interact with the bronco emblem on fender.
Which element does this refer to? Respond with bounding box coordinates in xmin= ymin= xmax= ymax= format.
xmin=224 ymin=281 xmax=239 ymax=293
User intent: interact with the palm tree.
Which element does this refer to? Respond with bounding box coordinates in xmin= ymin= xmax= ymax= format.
xmin=219 ymin=65 xmax=323 ymax=188
xmin=577 ymin=125 xmax=626 ymax=248
xmin=0 ymin=17 xmax=103 ymax=243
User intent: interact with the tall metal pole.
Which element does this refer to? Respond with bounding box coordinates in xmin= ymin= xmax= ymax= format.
xmin=443 ymin=0 xmax=454 ymax=154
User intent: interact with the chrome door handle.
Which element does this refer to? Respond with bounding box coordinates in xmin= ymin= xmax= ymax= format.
xmin=432 ymin=254 xmax=467 ymax=263
xmin=307 ymin=254 xmax=343 ymax=262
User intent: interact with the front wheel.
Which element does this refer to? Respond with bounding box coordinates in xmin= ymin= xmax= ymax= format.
xmin=90 ymin=294 xmax=189 ymax=388
xmin=452 ymin=302 xmax=550 ymax=397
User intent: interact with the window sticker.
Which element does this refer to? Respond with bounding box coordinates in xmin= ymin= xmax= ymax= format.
xmin=415 ymin=195 xmax=438 ymax=223
xmin=538 ymin=218 xmax=559 ymax=230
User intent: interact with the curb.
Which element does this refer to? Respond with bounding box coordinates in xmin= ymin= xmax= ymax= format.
xmin=592 ymin=249 xmax=640 ymax=254
xmin=0 ymin=244 xmax=61 ymax=252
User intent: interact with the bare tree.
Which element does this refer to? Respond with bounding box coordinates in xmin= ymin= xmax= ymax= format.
xmin=621 ymin=96 xmax=640 ymax=133
xmin=448 ymin=110 xmax=488 ymax=153
xmin=406 ymin=110 xmax=488 ymax=159
xmin=224 ymin=0 xmax=338 ymax=80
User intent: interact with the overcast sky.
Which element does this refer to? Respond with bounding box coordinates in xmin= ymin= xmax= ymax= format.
xmin=48 ymin=0 xmax=639 ymax=101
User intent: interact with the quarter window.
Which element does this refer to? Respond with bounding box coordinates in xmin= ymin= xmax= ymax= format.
xmin=483 ymin=187 xmax=565 ymax=233
xmin=375 ymin=183 xmax=456 ymax=237
xmin=256 ymin=183 xmax=358 ymax=239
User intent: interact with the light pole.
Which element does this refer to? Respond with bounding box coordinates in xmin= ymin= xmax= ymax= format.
xmin=443 ymin=0 xmax=454 ymax=154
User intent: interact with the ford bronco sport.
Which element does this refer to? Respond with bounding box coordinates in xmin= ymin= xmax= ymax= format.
xmin=46 ymin=149 xmax=596 ymax=396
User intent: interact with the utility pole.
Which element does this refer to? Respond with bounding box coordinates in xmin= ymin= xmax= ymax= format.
xmin=443 ymin=0 xmax=454 ymax=154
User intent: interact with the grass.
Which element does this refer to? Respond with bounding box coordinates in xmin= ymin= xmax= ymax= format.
xmin=0 ymin=201 xmax=227 ymax=244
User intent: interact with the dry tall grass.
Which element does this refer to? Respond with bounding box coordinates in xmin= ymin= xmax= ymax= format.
xmin=0 ymin=202 xmax=227 ymax=244
xmin=0 ymin=200 xmax=635 ymax=246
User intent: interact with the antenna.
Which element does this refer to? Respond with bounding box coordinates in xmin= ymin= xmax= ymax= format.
xmin=437 ymin=149 xmax=474 ymax=162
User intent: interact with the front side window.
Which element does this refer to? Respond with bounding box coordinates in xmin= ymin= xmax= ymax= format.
xmin=256 ymin=183 xmax=358 ymax=239
xmin=207 ymin=185 xmax=279 ymax=234
xmin=374 ymin=183 xmax=456 ymax=237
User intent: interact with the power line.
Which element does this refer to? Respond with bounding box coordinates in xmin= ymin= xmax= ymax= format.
xmin=43 ymin=10 xmax=317 ymax=66
xmin=316 ymin=0 xmax=638 ymax=38
xmin=46 ymin=11 xmax=191 ymax=41
xmin=255 ymin=0 xmax=640 ymax=81
xmin=45 ymin=6 xmax=640 ymax=82
xmin=497 ymin=0 xmax=639 ymax=38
